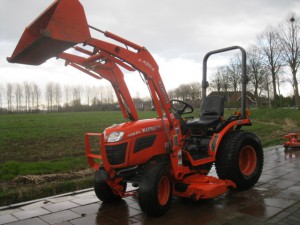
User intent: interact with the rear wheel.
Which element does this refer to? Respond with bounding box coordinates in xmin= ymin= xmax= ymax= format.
xmin=94 ymin=169 xmax=126 ymax=202
xmin=138 ymin=166 xmax=172 ymax=216
xmin=215 ymin=131 xmax=264 ymax=190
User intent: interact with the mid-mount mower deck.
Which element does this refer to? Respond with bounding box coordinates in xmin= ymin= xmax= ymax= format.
xmin=8 ymin=0 xmax=264 ymax=216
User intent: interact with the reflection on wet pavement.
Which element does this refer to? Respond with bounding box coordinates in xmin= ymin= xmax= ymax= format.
xmin=0 ymin=146 xmax=299 ymax=225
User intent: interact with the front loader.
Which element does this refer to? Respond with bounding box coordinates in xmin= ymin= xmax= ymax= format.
xmin=8 ymin=0 xmax=264 ymax=216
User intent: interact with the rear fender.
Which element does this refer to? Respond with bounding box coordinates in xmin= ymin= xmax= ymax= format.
xmin=209 ymin=119 xmax=251 ymax=155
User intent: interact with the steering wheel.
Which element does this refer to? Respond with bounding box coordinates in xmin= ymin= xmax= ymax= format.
xmin=170 ymin=99 xmax=194 ymax=116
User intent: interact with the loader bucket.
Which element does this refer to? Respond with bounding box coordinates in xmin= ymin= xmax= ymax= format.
xmin=7 ymin=0 xmax=91 ymax=65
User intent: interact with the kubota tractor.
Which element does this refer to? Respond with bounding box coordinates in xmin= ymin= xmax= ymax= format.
xmin=8 ymin=0 xmax=264 ymax=216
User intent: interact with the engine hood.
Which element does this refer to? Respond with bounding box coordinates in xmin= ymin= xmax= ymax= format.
xmin=104 ymin=118 xmax=168 ymax=141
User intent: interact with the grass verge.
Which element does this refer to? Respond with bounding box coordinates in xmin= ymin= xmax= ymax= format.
xmin=0 ymin=177 xmax=93 ymax=206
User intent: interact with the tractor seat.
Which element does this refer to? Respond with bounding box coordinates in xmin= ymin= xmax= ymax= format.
xmin=187 ymin=95 xmax=224 ymax=129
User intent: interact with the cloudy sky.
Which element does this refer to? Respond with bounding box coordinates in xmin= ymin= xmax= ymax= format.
xmin=1 ymin=0 xmax=299 ymax=98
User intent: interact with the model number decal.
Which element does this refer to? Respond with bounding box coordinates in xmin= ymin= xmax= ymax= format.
xmin=127 ymin=130 xmax=141 ymax=137
xmin=127 ymin=125 xmax=162 ymax=138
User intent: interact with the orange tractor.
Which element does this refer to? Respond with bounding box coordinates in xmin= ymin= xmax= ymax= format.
xmin=8 ymin=0 xmax=264 ymax=216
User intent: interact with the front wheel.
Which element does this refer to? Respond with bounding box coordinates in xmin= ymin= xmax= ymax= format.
xmin=94 ymin=169 xmax=126 ymax=202
xmin=215 ymin=131 xmax=264 ymax=190
xmin=138 ymin=166 xmax=173 ymax=216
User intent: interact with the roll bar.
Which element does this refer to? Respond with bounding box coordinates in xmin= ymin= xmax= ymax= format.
xmin=202 ymin=46 xmax=247 ymax=119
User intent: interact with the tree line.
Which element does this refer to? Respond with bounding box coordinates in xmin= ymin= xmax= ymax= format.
xmin=210 ymin=12 xmax=300 ymax=109
xmin=1 ymin=13 xmax=299 ymax=112
xmin=0 ymin=82 xmax=116 ymax=113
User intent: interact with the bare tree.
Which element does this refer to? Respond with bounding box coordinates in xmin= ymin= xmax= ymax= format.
xmin=247 ymin=45 xmax=268 ymax=107
xmin=45 ymin=82 xmax=54 ymax=112
xmin=176 ymin=84 xmax=191 ymax=101
xmin=217 ymin=66 xmax=231 ymax=92
xmin=54 ymin=83 xmax=62 ymax=111
xmin=14 ymin=83 xmax=23 ymax=112
xmin=104 ymin=85 xmax=114 ymax=104
xmin=91 ymin=86 xmax=100 ymax=106
xmin=228 ymin=54 xmax=242 ymax=92
xmin=32 ymin=83 xmax=41 ymax=110
xmin=64 ymin=85 xmax=71 ymax=107
xmin=189 ymin=82 xmax=201 ymax=101
xmin=278 ymin=13 xmax=300 ymax=109
xmin=263 ymin=72 xmax=273 ymax=108
xmin=85 ymin=85 xmax=92 ymax=106
xmin=210 ymin=70 xmax=222 ymax=93
xmin=30 ymin=83 xmax=35 ymax=111
xmin=6 ymin=83 xmax=13 ymax=111
xmin=23 ymin=82 xmax=31 ymax=112
xmin=257 ymin=26 xmax=284 ymax=108
xmin=72 ymin=86 xmax=82 ymax=109
xmin=168 ymin=89 xmax=176 ymax=100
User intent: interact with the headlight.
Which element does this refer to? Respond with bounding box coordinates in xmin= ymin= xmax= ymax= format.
xmin=107 ymin=131 xmax=125 ymax=142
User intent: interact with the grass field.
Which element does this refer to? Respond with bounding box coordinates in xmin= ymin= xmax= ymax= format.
xmin=0 ymin=109 xmax=299 ymax=205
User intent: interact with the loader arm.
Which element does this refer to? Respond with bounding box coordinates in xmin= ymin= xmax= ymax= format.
xmin=7 ymin=0 xmax=175 ymax=127
xmin=58 ymin=50 xmax=138 ymax=121
xmin=7 ymin=0 xmax=174 ymax=127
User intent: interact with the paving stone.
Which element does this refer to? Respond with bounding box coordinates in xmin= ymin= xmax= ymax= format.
xmin=70 ymin=213 xmax=117 ymax=225
xmin=53 ymin=222 xmax=73 ymax=225
xmin=3 ymin=217 xmax=48 ymax=225
xmin=71 ymin=195 xmax=99 ymax=205
xmin=49 ymin=196 xmax=77 ymax=204
xmin=12 ymin=208 xmax=50 ymax=220
xmin=109 ymin=217 xmax=144 ymax=225
xmin=42 ymin=201 xmax=79 ymax=212
xmin=0 ymin=214 xmax=18 ymax=224
xmin=0 ymin=208 xmax=21 ymax=216
xmin=263 ymin=198 xmax=296 ymax=209
xmin=73 ymin=191 xmax=95 ymax=198
xmin=239 ymin=204 xmax=283 ymax=220
xmin=40 ymin=210 xmax=81 ymax=225
xmin=20 ymin=200 xmax=53 ymax=210
xmin=71 ymin=203 xmax=101 ymax=216
xmin=206 ymin=212 xmax=264 ymax=225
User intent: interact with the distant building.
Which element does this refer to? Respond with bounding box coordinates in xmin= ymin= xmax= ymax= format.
xmin=208 ymin=91 xmax=256 ymax=108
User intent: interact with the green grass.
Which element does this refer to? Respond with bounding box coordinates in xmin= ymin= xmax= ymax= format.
xmin=246 ymin=108 xmax=300 ymax=146
xmin=0 ymin=111 xmax=156 ymax=163
xmin=0 ymin=111 xmax=156 ymax=180
xmin=0 ymin=112 xmax=125 ymax=163
xmin=0 ymin=157 xmax=87 ymax=180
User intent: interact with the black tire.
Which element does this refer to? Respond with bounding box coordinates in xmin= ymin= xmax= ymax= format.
xmin=215 ymin=131 xmax=264 ymax=190
xmin=138 ymin=166 xmax=173 ymax=216
xmin=94 ymin=169 xmax=126 ymax=203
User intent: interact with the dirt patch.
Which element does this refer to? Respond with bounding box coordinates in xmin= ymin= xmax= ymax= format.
xmin=14 ymin=169 xmax=93 ymax=184
xmin=283 ymin=118 xmax=298 ymax=131
xmin=0 ymin=169 xmax=94 ymax=191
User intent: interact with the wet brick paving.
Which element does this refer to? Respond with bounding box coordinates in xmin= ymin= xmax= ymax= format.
xmin=0 ymin=146 xmax=299 ymax=225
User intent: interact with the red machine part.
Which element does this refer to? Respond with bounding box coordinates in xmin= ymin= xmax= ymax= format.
xmin=174 ymin=174 xmax=236 ymax=200
xmin=284 ymin=133 xmax=300 ymax=148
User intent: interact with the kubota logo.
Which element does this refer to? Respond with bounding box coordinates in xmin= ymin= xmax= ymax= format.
xmin=138 ymin=59 xmax=155 ymax=72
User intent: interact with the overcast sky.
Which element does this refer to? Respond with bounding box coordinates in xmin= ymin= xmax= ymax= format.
xmin=1 ymin=0 xmax=299 ymax=98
